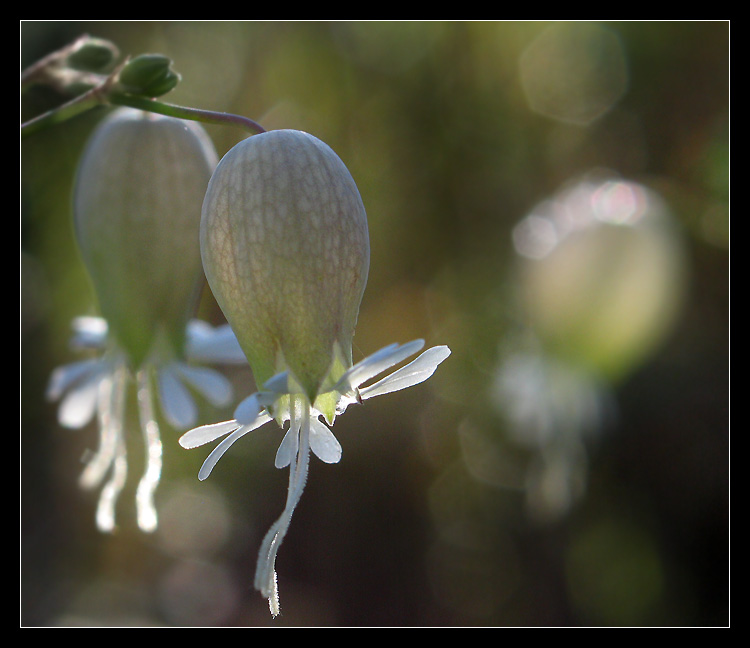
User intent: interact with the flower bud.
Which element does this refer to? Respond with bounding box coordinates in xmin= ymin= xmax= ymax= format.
xmin=74 ymin=107 xmax=218 ymax=367
xmin=117 ymin=54 xmax=180 ymax=97
xmin=66 ymin=36 xmax=119 ymax=73
xmin=200 ymin=129 xmax=370 ymax=401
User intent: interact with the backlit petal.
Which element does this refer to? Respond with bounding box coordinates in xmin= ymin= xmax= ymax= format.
xmin=360 ymin=345 xmax=451 ymax=399
xmin=174 ymin=363 xmax=233 ymax=407
xmin=56 ymin=367 xmax=105 ymax=428
xmin=157 ymin=365 xmax=197 ymax=429
xmin=309 ymin=416 xmax=342 ymax=464
xmin=179 ymin=419 xmax=241 ymax=449
xmin=336 ymin=339 xmax=425 ymax=392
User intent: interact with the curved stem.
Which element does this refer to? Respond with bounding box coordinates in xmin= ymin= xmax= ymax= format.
xmin=21 ymin=91 xmax=102 ymax=138
xmin=21 ymin=57 xmax=126 ymax=139
xmin=21 ymin=88 xmax=266 ymax=139
xmin=108 ymin=94 xmax=266 ymax=134
xmin=22 ymin=34 xmax=265 ymax=138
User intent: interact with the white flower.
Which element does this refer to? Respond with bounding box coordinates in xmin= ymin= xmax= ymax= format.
xmin=181 ymin=339 xmax=450 ymax=476
xmin=47 ymin=317 xmax=246 ymax=533
xmin=48 ymin=107 xmax=240 ymax=533
xmin=180 ymin=338 xmax=449 ymax=615
xmin=181 ymin=129 xmax=450 ymax=616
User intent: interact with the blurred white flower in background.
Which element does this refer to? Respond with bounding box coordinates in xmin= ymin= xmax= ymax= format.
xmin=47 ymin=317 xmax=244 ymax=532
xmin=490 ymin=174 xmax=687 ymax=521
xmin=46 ymin=107 xmax=244 ymax=533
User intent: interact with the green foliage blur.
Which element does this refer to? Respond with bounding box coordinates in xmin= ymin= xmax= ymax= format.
xmin=21 ymin=21 xmax=728 ymax=627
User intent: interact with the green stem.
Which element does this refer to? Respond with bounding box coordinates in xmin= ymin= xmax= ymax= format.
xmin=108 ymin=93 xmax=266 ymax=134
xmin=21 ymin=91 xmax=102 ymax=138
xmin=22 ymin=35 xmax=266 ymax=138
xmin=21 ymin=91 xmax=266 ymax=139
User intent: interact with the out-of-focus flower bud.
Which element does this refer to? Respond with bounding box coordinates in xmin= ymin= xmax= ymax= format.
xmin=73 ymin=107 xmax=218 ymax=367
xmin=66 ymin=35 xmax=119 ymax=73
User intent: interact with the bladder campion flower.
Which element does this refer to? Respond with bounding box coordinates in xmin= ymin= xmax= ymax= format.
xmin=47 ymin=107 xmax=246 ymax=533
xmin=179 ymin=129 xmax=450 ymax=616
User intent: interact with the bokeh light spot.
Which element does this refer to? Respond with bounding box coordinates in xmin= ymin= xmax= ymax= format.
xmin=519 ymin=22 xmax=629 ymax=125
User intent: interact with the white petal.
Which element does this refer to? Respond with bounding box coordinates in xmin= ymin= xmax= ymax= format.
xmin=234 ymin=392 xmax=265 ymax=425
xmin=274 ymin=422 xmax=300 ymax=469
xmin=70 ymin=316 xmax=108 ymax=349
xmin=360 ymin=345 xmax=451 ymax=400
xmin=179 ymin=419 xmax=241 ymax=449
xmin=185 ymin=320 xmax=247 ymax=364
xmin=337 ymin=340 xmax=425 ymax=392
xmin=57 ymin=369 xmax=103 ymax=428
xmin=174 ymin=363 xmax=233 ymax=406
xmin=309 ymin=416 xmax=342 ymax=464
xmin=264 ymin=371 xmax=291 ymax=394
xmin=157 ymin=366 xmax=197 ymax=429
xmin=336 ymin=342 xmax=397 ymax=390
xmin=198 ymin=424 xmax=253 ymax=481
xmin=193 ymin=412 xmax=272 ymax=480
xmin=46 ymin=358 xmax=102 ymax=401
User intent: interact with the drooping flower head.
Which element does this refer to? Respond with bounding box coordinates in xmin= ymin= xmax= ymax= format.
xmin=48 ymin=108 xmax=246 ymax=533
xmin=181 ymin=129 xmax=450 ymax=616
xmin=200 ymin=129 xmax=370 ymax=414
xmin=74 ymin=107 xmax=218 ymax=368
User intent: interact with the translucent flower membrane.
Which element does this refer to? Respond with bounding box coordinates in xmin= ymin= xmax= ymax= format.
xmin=181 ymin=129 xmax=451 ymax=616
xmin=73 ymin=108 xmax=219 ymax=368
xmin=47 ymin=317 xmax=246 ymax=532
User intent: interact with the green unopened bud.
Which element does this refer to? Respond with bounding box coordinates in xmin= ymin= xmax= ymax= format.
xmin=201 ymin=129 xmax=370 ymax=401
xmin=117 ymin=54 xmax=180 ymax=97
xmin=66 ymin=36 xmax=119 ymax=72
xmin=74 ymin=107 xmax=218 ymax=367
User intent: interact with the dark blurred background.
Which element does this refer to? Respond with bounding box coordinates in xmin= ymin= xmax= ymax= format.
xmin=21 ymin=21 xmax=729 ymax=627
